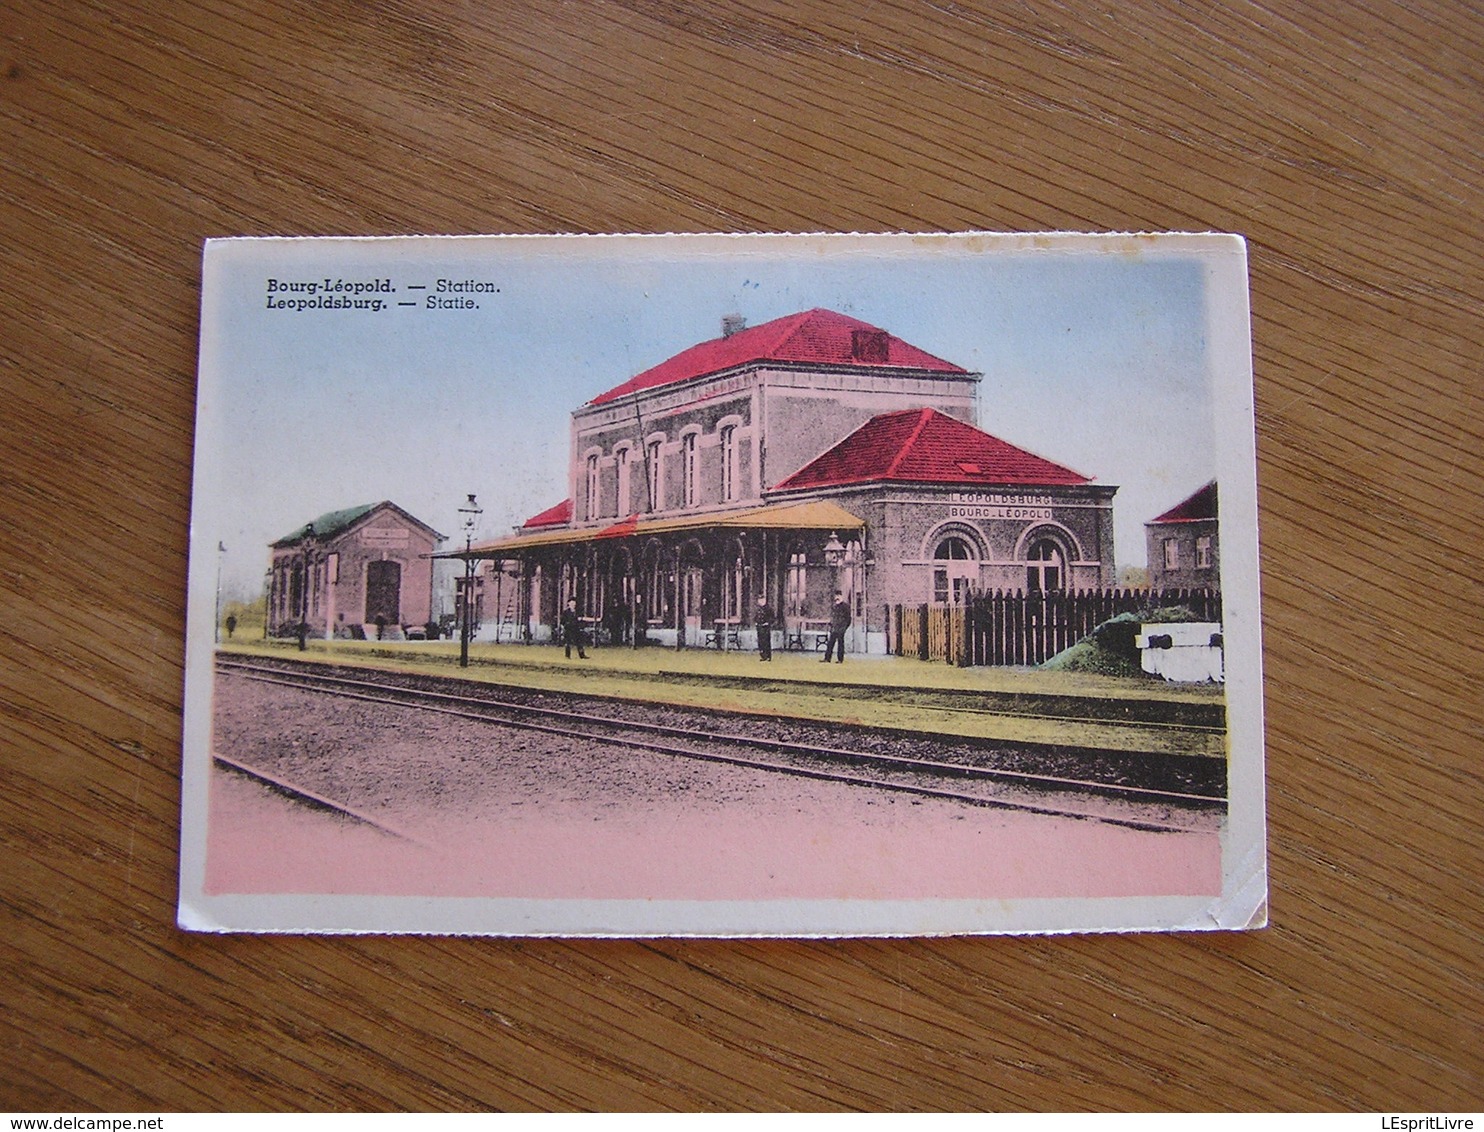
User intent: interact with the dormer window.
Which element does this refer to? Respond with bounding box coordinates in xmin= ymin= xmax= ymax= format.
xmin=851 ymin=329 xmax=889 ymax=363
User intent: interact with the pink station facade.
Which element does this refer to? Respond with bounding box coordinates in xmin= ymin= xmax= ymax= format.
xmin=465 ymin=308 xmax=1120 ymax=655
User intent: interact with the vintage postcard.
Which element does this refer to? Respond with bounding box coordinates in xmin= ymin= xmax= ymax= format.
xmin=179 ymin=232 xmax=1266 ymax=936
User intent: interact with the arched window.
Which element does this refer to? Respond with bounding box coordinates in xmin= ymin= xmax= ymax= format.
xmin=585 ymin=454 xmax=601 ymax=520
xmin=720 ymin=425 xmax=737 ymax=502
xmin=935 ymin=536 xmax=972 ymax=559
xmin=646 ymin=440 xmax=663 ymax=511
xmin=932 ymin=536 xmax=976 ymax=604
xmin=289 ymin=562 xmax=305 ymax=617
xmin=682 ymin=433 xmax=699 ymax=507
xmin=1026 ymin=538 xmax=1065 ymax=592
xmin=615 ymin=447 xmax=631 ymax=517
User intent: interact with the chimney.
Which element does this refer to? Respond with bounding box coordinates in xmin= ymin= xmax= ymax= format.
xmin=721 ymin=313 xmax=747 ymax=338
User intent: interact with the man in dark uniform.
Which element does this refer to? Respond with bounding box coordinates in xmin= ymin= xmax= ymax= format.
xmin=754 ymin=594 xmax=773 ymax=662
xmin=822 ymin=590 xmax=850 ymax=663
xmin=560 ymin=598 xmax=587 ymax=659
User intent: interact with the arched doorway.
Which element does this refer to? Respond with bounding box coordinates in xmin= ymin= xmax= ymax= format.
xmin=677 ymin=539 xmax=705 ymax=647
xmin=641 ymin=540 xmax=665 ymax=636
xmin=932 ymin=535 xmax=976 ymax=604
xmin=605 ymin=547 xmax=635 ymax=644
xmin=721 ymin=538 xmax=745 ymax=626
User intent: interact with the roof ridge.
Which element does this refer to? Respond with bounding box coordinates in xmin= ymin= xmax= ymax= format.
xmin=884 ymin=407 xmax=936 ymax=478
xmin=586 ymin=308 xmax=970 ymax=406
xmin=763 ymin=308 xmax=824 ymax=354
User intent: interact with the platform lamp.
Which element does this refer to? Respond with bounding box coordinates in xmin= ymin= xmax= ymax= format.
xmin=297 ymin=523 xmax=316 ymax=651
xmin=823 ymin=530 xmax=846 ymax=577
xmin=458 ymin=493 xmax=483 ymax=668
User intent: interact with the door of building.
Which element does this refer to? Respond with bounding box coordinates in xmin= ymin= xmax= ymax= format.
xmin=682 ymin=565 xmax=703 ymax=642
xmin=365 ymin=560 xmax=401 ymax=625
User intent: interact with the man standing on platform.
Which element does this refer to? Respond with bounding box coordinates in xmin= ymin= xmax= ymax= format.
xmin=822 ymin=590 xmax=849 ymax=663
xmin=560 ymin=598 xmax=587 ymax=660
xmin=755 ymin=594 xmax=773 ymax=662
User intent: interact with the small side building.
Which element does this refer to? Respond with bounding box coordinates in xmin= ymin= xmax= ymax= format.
xmin=1145 ymin=481 xmax=1219 ymax=590
xmin=266 ymin=501 xmax=445 ymax=639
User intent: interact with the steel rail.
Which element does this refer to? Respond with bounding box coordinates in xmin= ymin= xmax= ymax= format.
xmin=218 ymin=658 xmax=1223 ymax=832
xmin=222 ymin=653 xmax=1223 ymax=736
xmin=212 ymin=752 xmax=438 ymax=848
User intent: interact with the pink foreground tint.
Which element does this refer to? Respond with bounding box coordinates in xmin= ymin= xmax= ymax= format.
xmin=206 ymin=772 xmax=1221 ymax=901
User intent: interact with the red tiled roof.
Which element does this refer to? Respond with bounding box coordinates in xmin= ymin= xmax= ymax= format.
xmin=587 ymin=308 xmax=969 ymax=406
xmin=595 ymin=514 xmax=639 ymax=538
xmin=521 ymin=498 xmax=572 ymax=528
xmin=772 ymin=408 xmax=1091 ymax=491
xmin=1151 ymin=481 xmax=1217 ymax=524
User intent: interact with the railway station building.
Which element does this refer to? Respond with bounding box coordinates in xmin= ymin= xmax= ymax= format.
xmin=467 ymin=308 xmax=1117 ymax=654
xmin=266 ymin=500 xmax=445 ymax=640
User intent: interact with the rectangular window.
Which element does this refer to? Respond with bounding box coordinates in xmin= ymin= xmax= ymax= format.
xmin=786 ymin=552 xmax=807 ymax=616
xmin=1164 ymin=538 xmax=1180 ymax=570
xmin=1195 ymin=535 xmax=1212 ymax=569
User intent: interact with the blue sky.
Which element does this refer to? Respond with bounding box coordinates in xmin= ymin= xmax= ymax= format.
xmin=196 ymin=234 xmax=1222 ymax=598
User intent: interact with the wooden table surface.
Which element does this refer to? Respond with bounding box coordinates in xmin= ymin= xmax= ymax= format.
xmin=3 ymin=0 xmax=1479 ymax=1112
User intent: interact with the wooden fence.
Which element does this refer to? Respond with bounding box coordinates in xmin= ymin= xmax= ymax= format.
xmin=887 ymin=587 xmax=1222 ymax=667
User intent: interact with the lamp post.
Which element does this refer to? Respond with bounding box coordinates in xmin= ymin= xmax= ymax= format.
xmin=297 ymin=523 xmax=316 ymax=651
xmin=458 ymin=493 xmax=483 ymax=668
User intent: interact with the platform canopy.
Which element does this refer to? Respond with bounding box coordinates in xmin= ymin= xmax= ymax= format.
xmin=448 ymin=499 xmax=865 ymax=558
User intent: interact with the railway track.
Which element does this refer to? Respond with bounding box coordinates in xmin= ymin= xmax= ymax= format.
xmin=216 ymin=655 xmax=1224 ymax=834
